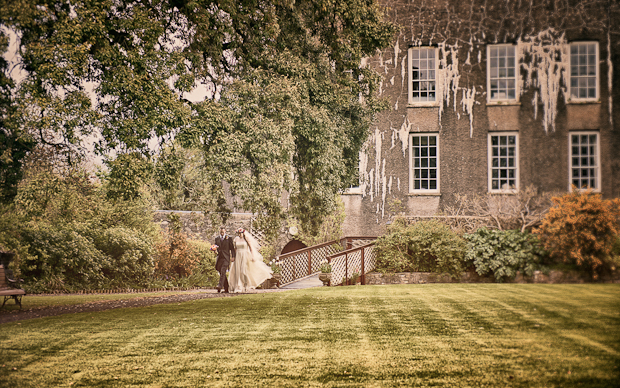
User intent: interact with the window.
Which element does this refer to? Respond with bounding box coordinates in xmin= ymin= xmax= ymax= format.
xmin=409 ymin=134 xmax=439 ymax=193
xmin=487 ymin=45 xmax=518 ymax=102
xmin=570 ymin=132 xmax=600 ymax=191
xmin=488 ymin=133 xmax=518 ymax=192
xmin=569 ymin=42 xmax=599 ymax=101
xmin=408 ymin=47 xmax=437 ymax=104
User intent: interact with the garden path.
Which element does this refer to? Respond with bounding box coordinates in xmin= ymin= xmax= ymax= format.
xmin=279 ymin=274 xmax=323 ymax=289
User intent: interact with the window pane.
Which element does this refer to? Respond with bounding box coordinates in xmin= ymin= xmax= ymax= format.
xmin=490 ymin=134 xmax=517 ymax=192
xmin=570 ymin=132 xmax=598 ymax=190
xmin=570 ymin=43 xmax=597 ymax=100
xmin=411 ymin=48 xmax=436 ymax=103
xmin=411 ymin=135 xmax=439 ymax=191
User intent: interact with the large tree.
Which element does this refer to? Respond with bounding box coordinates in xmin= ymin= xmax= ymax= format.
xmin=1 ymin=0 xmax=396 ymax=233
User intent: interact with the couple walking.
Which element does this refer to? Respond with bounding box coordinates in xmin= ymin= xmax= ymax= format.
xmin=214 ymin=227 xmax=272 ymax=293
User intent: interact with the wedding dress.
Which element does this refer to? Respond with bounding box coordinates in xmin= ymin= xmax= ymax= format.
xmin=229 ymin=232 xmax=273 ymax=293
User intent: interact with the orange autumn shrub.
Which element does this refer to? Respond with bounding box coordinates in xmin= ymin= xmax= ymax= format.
xmin=155 ymin=228 xmax=202 ymax=278
xmin=534 ymin=190 xmax=620 ymax=277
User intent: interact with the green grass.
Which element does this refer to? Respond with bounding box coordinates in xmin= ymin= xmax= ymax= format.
xmin=1 ymin=284 xmax=619 ymax=387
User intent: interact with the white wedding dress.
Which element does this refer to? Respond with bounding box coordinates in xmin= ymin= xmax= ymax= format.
xmin=229 ymin=234 xmax=273 ymax=293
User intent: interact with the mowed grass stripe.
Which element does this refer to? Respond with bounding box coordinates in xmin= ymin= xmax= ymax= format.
xmin=459 ymin=284 xmax=620 ymax=355
xmin=0 ymin=284 xmax=619 ymax=387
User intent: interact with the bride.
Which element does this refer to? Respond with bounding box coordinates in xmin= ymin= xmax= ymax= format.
xmin=229 ymin=228 xmax=273 ymax=293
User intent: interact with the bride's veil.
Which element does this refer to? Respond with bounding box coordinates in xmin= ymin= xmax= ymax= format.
xmin=243 ymin=230 xmax=263 ymax=262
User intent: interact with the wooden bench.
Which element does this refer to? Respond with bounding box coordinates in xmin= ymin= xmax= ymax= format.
xmin=0 ymin=264 xmax=26 ymax=309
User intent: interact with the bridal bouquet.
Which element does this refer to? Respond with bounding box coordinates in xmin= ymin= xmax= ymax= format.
xmin=210 ymin=244 xmax=219 ymax=251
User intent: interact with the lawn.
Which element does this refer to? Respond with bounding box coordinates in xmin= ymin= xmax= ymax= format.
xmin=0 ymin=284 xmax=619 ymax=387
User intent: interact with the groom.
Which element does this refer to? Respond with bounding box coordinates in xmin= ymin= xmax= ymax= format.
xmin=215 ymin=226 xmax=235 ymax=293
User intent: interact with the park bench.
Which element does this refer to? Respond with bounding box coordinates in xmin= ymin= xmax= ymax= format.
xmin=0 ymin=252 xmax=26 ymax=309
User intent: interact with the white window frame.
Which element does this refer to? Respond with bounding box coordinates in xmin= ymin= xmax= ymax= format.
xmin=568 ymin=42 xmax=599 ymax=102
xmin=569 ymin=131 xmax=601 ymax=193
xmin=408 ymin=47 xmax=439 ymax=106
xmin=409 ymin=133 xmax=440 ymax=194
xmin=488 ymin=132 xmax=519 ymax=193
xmin=487 ymin=44 xmax=519 ymax=103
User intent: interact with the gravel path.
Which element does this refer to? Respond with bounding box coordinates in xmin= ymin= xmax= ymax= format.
xmin=0 ymin=288 xmax=287 ymax=325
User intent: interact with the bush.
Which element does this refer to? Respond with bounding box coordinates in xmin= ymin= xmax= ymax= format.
xmin=375 ymin=219 xmax=466 ymax=276
xmin=186 ymin=239 xmax=220 ymax=287
xmin=1 ymin=168 xmax=161 ymax=292
xmin=154 ymin=215 xmax=219 ymax=285
xmin=19 ymin=223 xmax=108 ymax=292
xmin=464 ymin=228 xmax=546 ymax=282
xmin=534 ymin=190 xmax=620 ymax=278
xmin=87 ymin=226 xmax=155 ymax=287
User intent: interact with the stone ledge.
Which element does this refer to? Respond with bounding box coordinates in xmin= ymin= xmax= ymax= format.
xmin=365 ymin=270 xmax=620 ymax=285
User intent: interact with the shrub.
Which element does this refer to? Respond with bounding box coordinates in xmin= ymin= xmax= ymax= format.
xmin=375 ymin=219 xmax=466 ymax=276
xmin=19 ymin=223 xmax=108 ymax=292
xmin=154 ymin=215 xmax=218 ymax=282
xmin=534 ymin=190 xmax=620 ymax=278
xmin=2 ymin=168 xmax=161 ymax=292
xmin=87 ymin=226 xmax=155 ymax=287
xmin=464 ymin=228 xmax=546 ymax=282
xmin=187 ymin=239 xmax=220 ymax=287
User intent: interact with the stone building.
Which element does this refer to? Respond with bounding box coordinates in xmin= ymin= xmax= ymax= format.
xmin=342 ymin=0 xmax=620 ymax=236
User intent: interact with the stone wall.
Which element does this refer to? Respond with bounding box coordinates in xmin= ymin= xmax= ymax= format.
xmin=365 ymin=270 xmax=620 ymax=285
xmin=153 ymin=211 xmax=254 ymax=242
xmin=152 ymin=211 xmax=296 ymax=257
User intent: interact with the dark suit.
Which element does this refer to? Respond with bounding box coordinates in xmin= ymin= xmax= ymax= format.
xmin=215 ymin=234 xmax=235 ymax=292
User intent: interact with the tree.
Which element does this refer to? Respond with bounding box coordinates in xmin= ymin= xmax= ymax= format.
xmin=2 ymin=0 xmax=396 ymax=235
xmin=0 ymin=27 xmax=33 ymax=203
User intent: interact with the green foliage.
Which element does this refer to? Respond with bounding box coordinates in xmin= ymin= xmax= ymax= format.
xmin=103 ymin=152 xmax=153 ymax=201
xmin=288 ymin=195 xmax=346 ymax=247
xmin=0 ymin=28 xmax=34 ymax=204
xmin=88 ymin=226 xmax=155 ymax=287
xmin=14 ymin=169 xmax=96 ymax=221
xmin=18 ymin=221 xmax=158 ymax=293
xmin=1 ymin=168 xmax=159 ymax=292
xmin=0 ymin=129 xmax=34 ymax=204
xmin=0 ymin=205 xmax=31 ymax=279
xmin=18 ymin=223 xmax=108 ymax=292
xmin=2 ymin=0 xmax=396 ymax=236
xmin=259 ymin=245 xmax=276 ymax=264
xmin=464 ymin=228 xmax=546 ymax=282
xmin=319 ymin=262 xmax=332 ymax=274
xmin=375 ymin=219 xmax=466 ymax=276
xmin=535 ymin=190 xmax=620 ymax=278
